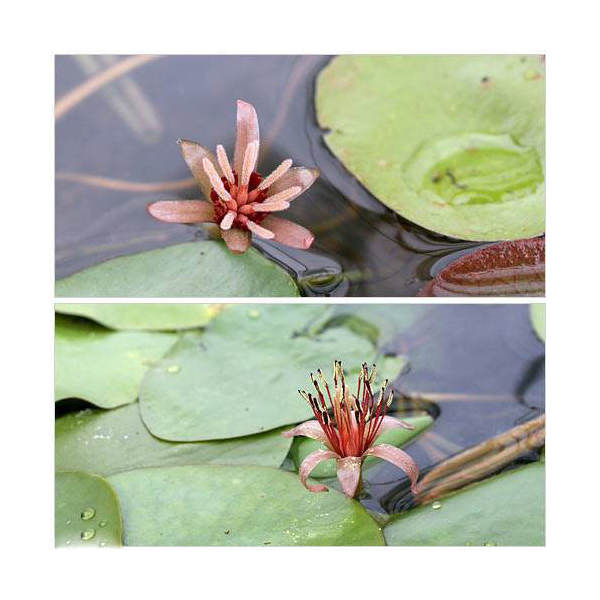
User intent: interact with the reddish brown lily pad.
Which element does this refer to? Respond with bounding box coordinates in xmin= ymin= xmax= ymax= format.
xmin=418 ymin=237 xmax=545 ymax=297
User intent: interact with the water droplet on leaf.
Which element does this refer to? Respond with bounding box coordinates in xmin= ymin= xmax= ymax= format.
xmin=81 ymin=507 xmax=95 ymax=520
xmin=80 ymin=528 xmax=96 ymax=541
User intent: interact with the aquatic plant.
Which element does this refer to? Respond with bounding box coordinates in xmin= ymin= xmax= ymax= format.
xmin=284 ymin=361 xmax=419 ymax=498
xmin=147 ymin=100 xmax=318 ymax=254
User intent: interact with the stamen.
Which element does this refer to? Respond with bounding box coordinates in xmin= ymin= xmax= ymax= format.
xmin=387 ymin=390 xmax=394 ymax=407
xmin=247 ymin=220 xmax=275 ymax=239
xmin=202 ymin=158 xmax=233 ymax=203
xmin=220 ymin=210 xmax=236 ymax=230
xmin=257 ymin=159 xmax=293 ymax=190
xmin=240 ymin=141 xmax=259 ymax=187
xmin=251 ymin=199 xmax=290 ymax=212
xmin=263 ymin=186 xmax=301 ymax=205
xmin=216 ymin=144 xmax=235 ymax=184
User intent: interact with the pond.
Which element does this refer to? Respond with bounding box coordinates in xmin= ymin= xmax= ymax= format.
xmin=55 ymin=303 xmax=545 ymax=545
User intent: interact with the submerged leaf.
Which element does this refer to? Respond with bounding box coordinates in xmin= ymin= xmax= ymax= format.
xmin=55 ymin=471 xmax=123 ymax=547
xmin=55 ymin=403 xmax=293 ymax=475
xmin=418 ymin=237 xmax=545 ymax=296
xmin=108 ymin=465 xmax=384 ymax=546
xmin=139 ymin=304 xmax=382 ymax=441
xmin=55 ymin=315 xmax=175 ymax=408
xmin=55 ymin=303 xmax=217 ymax=331
xmin=384 ymin=461 xmax=545 ymax=546
xmin=316 ymin=55 xmax=545 ymax=241
xmin=55 ymin=241 xmax=299 ymax=297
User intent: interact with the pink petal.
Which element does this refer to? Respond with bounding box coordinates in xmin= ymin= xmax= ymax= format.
xmin=178 ymin=139 xmax=219 ymax=200
xmin=299 ymin=449 xmax=338 ymax=493
xmin=377 ymin=415 xmax=416 ymax=435
xmin=220 ymin=228 xmax=251 ymax=254
xmin=233 ymin=100 xmax=260 ymax=176
xmin=266 ymin=167 xmax=319 ymax=201
xmin=147 ymin=200 xmax=215 ymax=224
xmin=282 ymin=420 xmax=328 ymax=443
xmin=336 ymin=456 xmax=362 ymax=498
xmin=363 ymin=444 xmax=420 ymax=494
xmin=260 ymin=215 xmax=314 ymax=250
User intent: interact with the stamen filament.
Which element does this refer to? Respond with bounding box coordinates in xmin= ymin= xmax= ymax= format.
xmin=216 ymin=144 xmax=235 ymax=184
xmin=240 ymin=141 xmax=259 ymax=188
xmin=247 ymin=220 xmax=275 ymax=239
xmin=202 ymin=158 xmax=233 ymax=204
xmin=251 ymin=199 xmax=290 ymax=212
xmin=220 ymin=210 xmax=236 ymax=230
xmin=257 ymin=159 xmax=293 ymax=190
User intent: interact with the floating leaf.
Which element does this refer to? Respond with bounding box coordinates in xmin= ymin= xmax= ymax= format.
xmin=55 ymin=303 xmax=218 ymax=331
xmin=384 ymin=461 xmax=544 ymax=546
xmin=55 ymin=241 xmax=299 ymax=297
xmin=530 ymin=304 xmax=546 ymax=342
xmin=289 ymin=415 xmax=433 ymax=478
xmin=316 ymin=55 xmax=545 ymax=241
xmin=108 ymin=465 xmax=384 ymax=546
xmin=139 ymin=304 xmax=380 ymax=441
xmin=56 ymin=403 xmax=293 ymax=474
xmin=55 ymin=315 xmax=175 ymax=408
xmin=329 ymin=305 xmax=430 ymax=346
xmin=55 ymin=471 xmax=123 ymax=547
xmin=418 ymin=238 xmax=545 ymax=296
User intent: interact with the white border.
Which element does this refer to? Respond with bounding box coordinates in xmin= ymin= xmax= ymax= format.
xmin=5 ymin=0 xmax=600 ymax=598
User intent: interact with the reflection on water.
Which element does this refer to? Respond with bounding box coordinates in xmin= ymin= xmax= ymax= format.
xmin=55 ymin=55 xmax=486 ymax=296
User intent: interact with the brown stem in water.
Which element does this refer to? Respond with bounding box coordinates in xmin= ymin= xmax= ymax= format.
xmin=415 ymin=415 xmax=545 ymax=504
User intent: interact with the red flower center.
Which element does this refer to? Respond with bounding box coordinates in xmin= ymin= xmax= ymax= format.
xmin=301 ymin=362 xmax=393 ymax=458
xmin=210 ymin=171 xmax=270 ymax=230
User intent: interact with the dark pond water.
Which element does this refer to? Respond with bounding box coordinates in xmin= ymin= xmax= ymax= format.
xmin=341 ymin=304 xmax=545 ymax=514
xmin=55 ymin=55 xmax=486 ymax=296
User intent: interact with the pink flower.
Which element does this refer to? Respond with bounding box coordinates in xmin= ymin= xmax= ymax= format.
xmin=147 ymin=100 xmax=318 ymax=254
xmin=283 ymin=361 xmax=420 ymax=498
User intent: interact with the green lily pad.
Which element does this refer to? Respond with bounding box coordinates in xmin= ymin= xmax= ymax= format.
xmin=55 ymin=403 xmax=293 ymax=475
xmin=289 ymin=414 xmax=433 ymax=478
xmin=55 ymin=241 xmax=299 ymax=297
xmin=316 ymin=55 xmax=545 ymax=241
xmin=329 ymin=305 xmax=429 ymax=346
xmin=384 ymin=461 xmax=545 ymax=546
xmin=55 ymin=315 xmax=175 ymax=408
xmin=108 ymin=465 xmax=384 ymax=546
xmin=530 ymin=304 xmax=546 ymax=342
xmin=139 ymin=304 xmax=382 ymax=441
xmin=55 ymin=471 xmax=123 ymax=547
xmin=55 ymin=303 xmax=217 ymax=331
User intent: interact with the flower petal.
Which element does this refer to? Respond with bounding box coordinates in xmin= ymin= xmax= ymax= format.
xmin=363 ymin=444 xmax=420 ymax=494
xmin=146 ymin=200 xmax=215 ymax=224
xmin=371 ymin=416 xmax=416 ymax=443
xmin=260 ymin=216 xmax=315 ymax=250
xmin=233 ymin=100 xmax=260 ymax=176
xmin=266 ymin=167 xmax=319 ymax=201
xmin=178 ymin=139 xmax=219 ymax=200
xmin=299 ymin=449 xmax=338 ymax=493
xmin=282 ymin=420 xmax=328 ymax=443
xmin=220 ymin=228 xmax=251 ymax=254
xmin=336 ymin=456 xmax=362 ymax=498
